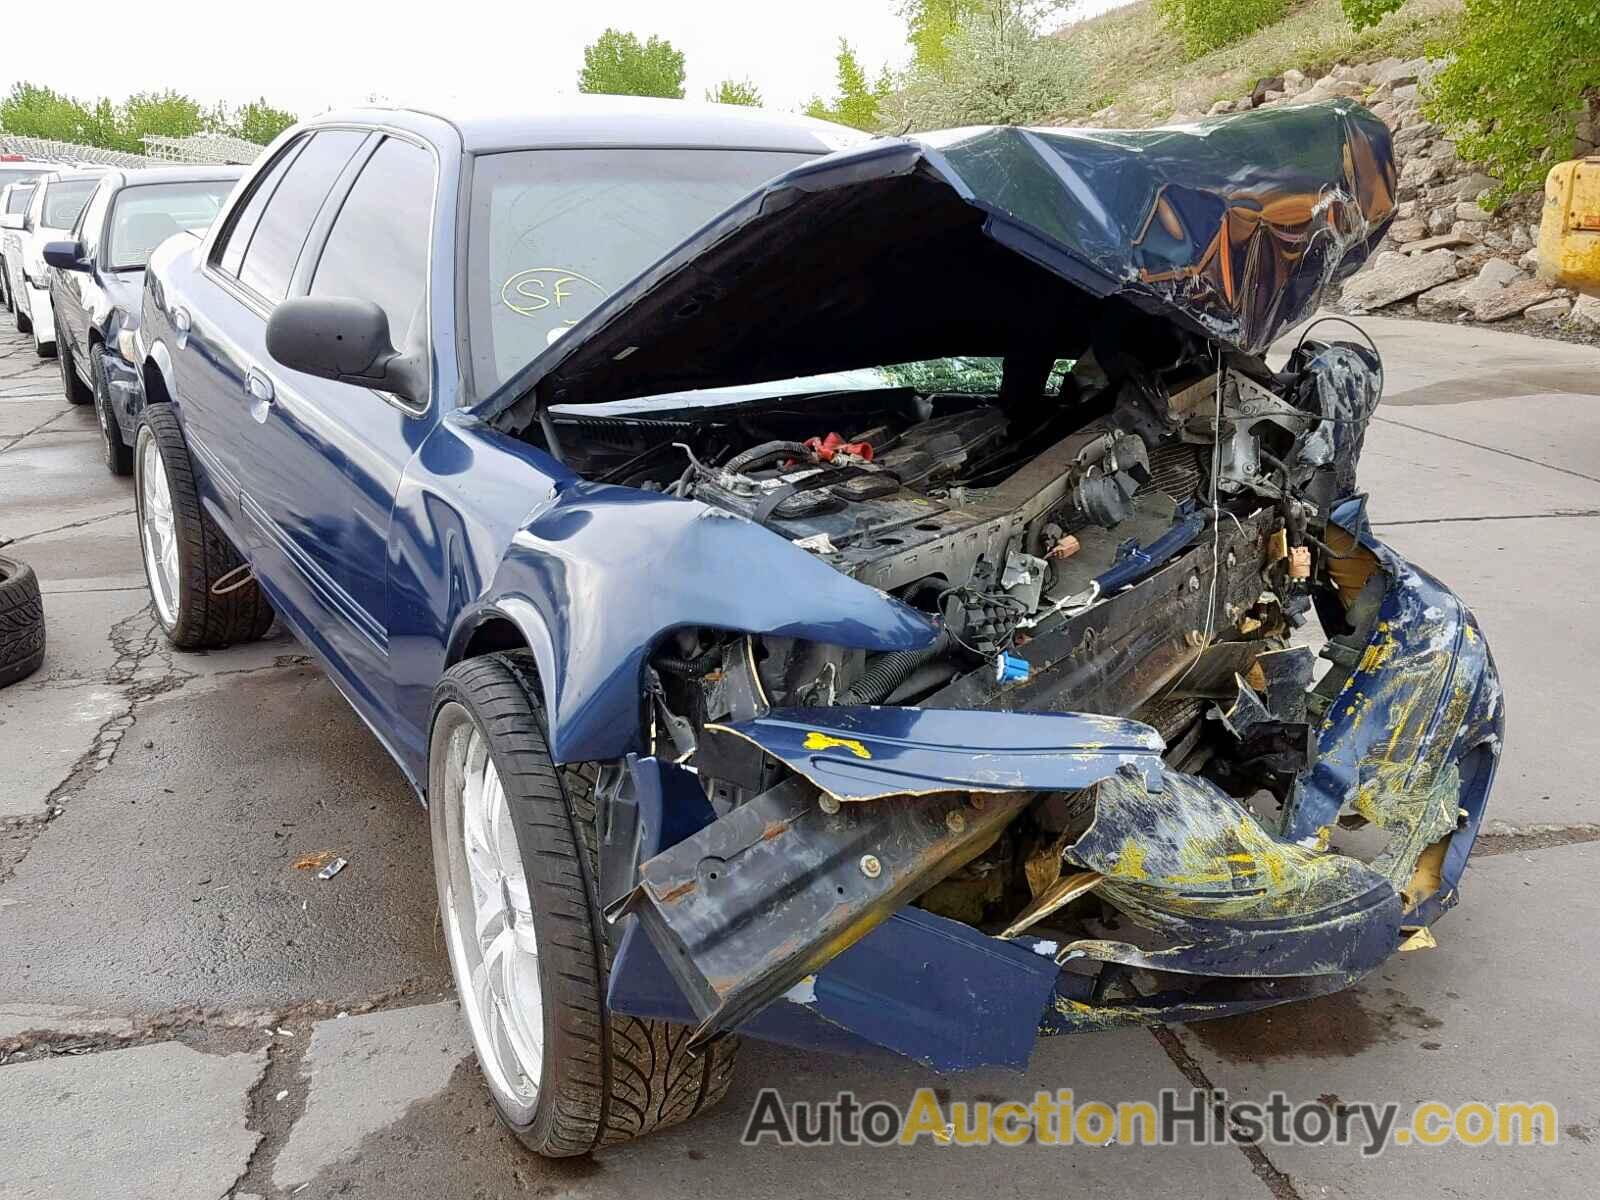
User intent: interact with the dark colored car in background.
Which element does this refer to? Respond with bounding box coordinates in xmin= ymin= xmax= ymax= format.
xmin=132 ymin=97 xmax=1502 ymax=1158
xmin=44 ymin=166 xmax=242 ymax=473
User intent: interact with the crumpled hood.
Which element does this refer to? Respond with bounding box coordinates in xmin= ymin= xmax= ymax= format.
xmin=478 ymin=100 xmax=1394 ymax=421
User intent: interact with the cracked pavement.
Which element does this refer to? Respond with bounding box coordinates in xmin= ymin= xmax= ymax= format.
xmin=2 ymin=316 xmax=1599 ymax=1198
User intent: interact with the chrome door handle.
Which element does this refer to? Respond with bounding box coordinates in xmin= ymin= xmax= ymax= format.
xmin=245 ymin=366 xmax=275 ymax=404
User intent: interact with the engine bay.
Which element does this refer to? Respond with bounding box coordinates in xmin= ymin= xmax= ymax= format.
xmin=553 ymin=326 xmax=1379 ymax=722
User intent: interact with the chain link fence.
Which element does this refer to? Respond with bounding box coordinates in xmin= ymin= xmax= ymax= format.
xmin=1 ymin=132 xmax=265 ymax=168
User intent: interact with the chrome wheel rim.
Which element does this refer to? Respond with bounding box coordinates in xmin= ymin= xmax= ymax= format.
xmin=95 ymin=379 xmax=114 ymax=457
xmin=435 ymin=708 xmax=544 ymax=1121
xmin=137 ymin=437 xmax=180 ymax=626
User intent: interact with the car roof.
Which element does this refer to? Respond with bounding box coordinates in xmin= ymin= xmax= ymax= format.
xmin=39 ymin=167 xmax=112 ymax=184
xmin=95 ymin=165 xmax=248 ymax=190
xmin=306 ymin=95 xmax=867 ymax=156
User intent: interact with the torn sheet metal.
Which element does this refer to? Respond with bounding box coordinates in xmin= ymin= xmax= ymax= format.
xmin=605 ymin=753 xmax=1062 ymax=1070
xmin=706 ymin=705 xmax=1165 ymax=802
xmin=1059 ymin=769 xmax=1401 ymax=978
xmin=618 ymin=705 xmax=1164 ymax=1046
xmin=479 ymin=101 xmax=1395 ymax=423
xmin=608 ymin=905 xmax=1063 ymax=1071
xmin=1284 ymin=502 xmax=1504 ymax=920
xmin=1040 ymin=970 xmax=1368 ymax=1036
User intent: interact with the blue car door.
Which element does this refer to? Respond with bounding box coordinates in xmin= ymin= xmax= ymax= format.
xmin=234 ymin=133 xmax=438 ymax=729
xmin=177 ymin=131 xmax=365 ymax=526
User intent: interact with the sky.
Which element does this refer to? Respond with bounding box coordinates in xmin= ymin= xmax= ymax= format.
xmin=0 ymin=0 xmax=1135 ymax=121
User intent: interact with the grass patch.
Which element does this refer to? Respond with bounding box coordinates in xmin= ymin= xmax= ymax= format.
xmin=1051 ymin=0 xmax=1462 ymax=124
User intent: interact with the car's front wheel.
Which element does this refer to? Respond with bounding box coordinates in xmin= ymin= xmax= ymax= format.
xmin=134 ymin=405 xmax=274 ymax=649
xmin=429 ymin=651 xmax=737 ymax=1157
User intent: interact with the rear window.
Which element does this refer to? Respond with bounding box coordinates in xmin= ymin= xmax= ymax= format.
xmin=107 ymin=181 xmax=236 ymax=270
xmin=466 ymin=147 xmax=812 ymax=394
xmin=41 ymin=179 xmax=99 ymax=230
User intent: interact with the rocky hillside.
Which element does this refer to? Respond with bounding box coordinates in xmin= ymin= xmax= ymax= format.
xmin=1201 ymin=57 xmax=1600 ymax=337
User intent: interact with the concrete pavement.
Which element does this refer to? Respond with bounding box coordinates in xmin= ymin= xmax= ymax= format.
xmin=1 ymin=315 xmax=1598 ymax=1198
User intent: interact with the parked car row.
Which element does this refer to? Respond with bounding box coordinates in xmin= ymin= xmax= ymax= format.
xmin=8 ymin=98 xmax=1504 ymax=1161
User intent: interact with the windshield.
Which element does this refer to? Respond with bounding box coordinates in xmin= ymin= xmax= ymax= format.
xmin=41 ymin=178 xmax=99 ymax=230
xmin=4 ymin=185 xmax=34 ymax=215
xmin=466 ymin=147 xmax=815 ymax=393
xmin=107 ymin=180 xmax=234 ymax=270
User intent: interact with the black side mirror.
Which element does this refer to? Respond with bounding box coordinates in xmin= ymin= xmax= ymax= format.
xmin=265 ymin=297 xmax=426 ymax=405
xmin=43 ymin=240 xmax=89 ymax=272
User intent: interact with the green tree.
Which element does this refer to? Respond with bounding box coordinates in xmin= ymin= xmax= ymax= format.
xmin=706 ymin=79 xmax=763 ymax=107
xmin=115 ymin=89 xmax=205 ymax=153
xmin=233 ymin=99 xmax=298 ymax=144
xmin=900 ymin=0 xmax=984 ymax=72
xmin=577 ymin=28 xmax=686 ymax=99
xmin=1424 ymin=0 xmax=1600 ymax=204
xmin=1153 ymin=0 xmax=1288 ymax=56
xmin=0 ymin=82 xmax=96 ymax=142
xmin=804 ymin=39 xmax=886 ymax=130
xmin=896 ymin=0 xmax=1085 ymax=130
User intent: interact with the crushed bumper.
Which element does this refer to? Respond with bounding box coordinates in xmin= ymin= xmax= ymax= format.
xmin=102 ymin=350 xmax=144 ymax=440
xmin=607 ymin=516 xmax=1502 ymax=1069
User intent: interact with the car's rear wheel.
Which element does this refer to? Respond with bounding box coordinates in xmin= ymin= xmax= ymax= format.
xmin=429 ymin=651 xmax=737 ymax=1158
xmin=91 ymin=349 xmax=132 ymax=475
xmin=15 ymin=298 xmax=30 ymax=335
xmin=134 ymin=405 xmax=274 ymax=649
xmin=58 ymin=337 xmax=92 ymax=404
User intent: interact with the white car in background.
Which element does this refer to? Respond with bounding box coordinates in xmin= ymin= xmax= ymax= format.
xmin=0 ymin=167 xmax=106 ymax=356
xmin=0 ymin=159 xmax=51 ymax=312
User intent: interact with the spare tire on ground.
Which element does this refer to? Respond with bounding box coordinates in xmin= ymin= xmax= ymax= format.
xmin=0 ymin=553 xmax=46 ymax=688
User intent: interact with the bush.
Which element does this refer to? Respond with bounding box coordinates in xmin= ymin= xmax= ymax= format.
xmin=895 ymin=0 xmax=1086 ymax=130
xmin=1424 ymin=0 xmax=1600 ymax=203
xmin=1154 ymin=0 xmax=1291 ymax=56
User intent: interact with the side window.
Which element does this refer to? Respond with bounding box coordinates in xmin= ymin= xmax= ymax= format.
xmin=75 ymin=181 xmax=113 ymax=253
xmin=236 ymin=130 xmax=365 ymax=303
xmin=310 ymin=137 xmax=433 ymax=351
xmin=217 ymin=138 xmax=306 ymax=278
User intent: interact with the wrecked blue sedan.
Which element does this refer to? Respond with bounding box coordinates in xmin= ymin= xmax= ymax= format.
xmin=133 ymin=96 xmax=1501 ymax=1157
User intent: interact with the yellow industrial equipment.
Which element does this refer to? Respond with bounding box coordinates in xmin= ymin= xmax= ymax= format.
xmin=1537 ymin=156 xmax=1600 ymax=297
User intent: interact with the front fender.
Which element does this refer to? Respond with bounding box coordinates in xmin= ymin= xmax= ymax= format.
xmin=488 ymin=482 xmax=938 ymax=764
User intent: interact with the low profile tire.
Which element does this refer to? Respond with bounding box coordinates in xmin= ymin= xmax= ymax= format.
xmin=91 ymin=349 xmax=132 ymax=475
xmin=0 ymin=555 xmax=46 ymax=689
xmin=134 ymin=405 xmax=274 ymax=649
xmin=59 ymin=338 xmax=92 ymax=404
xmin=429 ymin=651 xmax=737 ymax=1158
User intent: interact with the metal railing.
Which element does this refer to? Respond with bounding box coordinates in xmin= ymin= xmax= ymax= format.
xmin=1 ymin=131 xmax=266 ymax=169
xmin=0 ymin=134 xmax=149 ymax=168
xmin=142 ymin=132 xmax=264 ymax=165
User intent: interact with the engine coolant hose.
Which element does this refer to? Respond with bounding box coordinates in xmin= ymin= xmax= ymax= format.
xmin=840 ymin=630 xmax=951 ymax=705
